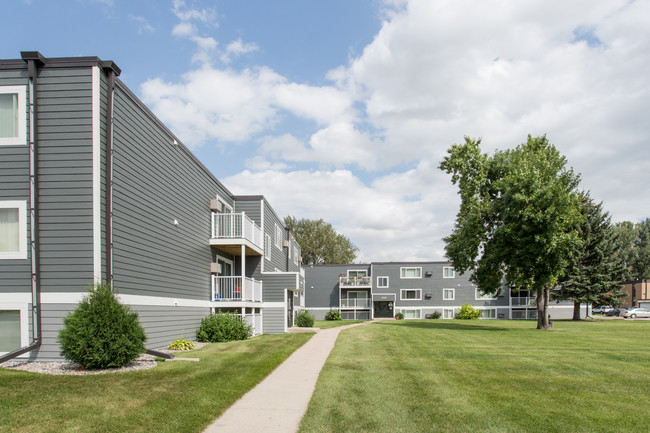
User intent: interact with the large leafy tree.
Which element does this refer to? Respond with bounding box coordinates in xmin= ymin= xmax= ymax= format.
xmin=613 ymin=221 xmax=638 ymax=280
xmin=612 ymin=218 xmax=650 ymax=280
xmin=554 ymin=193 xmax=627 ymax=318
xmin=439 ymin=135 xmax=582 ymax=329
xmin=284 ymin=216 xmax=358 ymax=265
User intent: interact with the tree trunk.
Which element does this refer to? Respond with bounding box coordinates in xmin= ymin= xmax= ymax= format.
xmin=572 ymin=300 xmax=581 ymax=321
xmin=536 ymin=286 xmax=554 ymax=329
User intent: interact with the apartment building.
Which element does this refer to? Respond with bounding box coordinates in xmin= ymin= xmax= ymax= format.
xmin=0 ymin=52 xmax=303 ymax=362
xmin=303 ymin=262 xmax=577 ymax=320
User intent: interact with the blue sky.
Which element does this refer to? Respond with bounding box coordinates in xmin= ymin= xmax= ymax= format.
xmin=3 ymin=0 xmax=650 ymax=262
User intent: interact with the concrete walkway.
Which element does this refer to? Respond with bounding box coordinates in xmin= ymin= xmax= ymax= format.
xmin=203 ymin=321 xmax=369 ymax=433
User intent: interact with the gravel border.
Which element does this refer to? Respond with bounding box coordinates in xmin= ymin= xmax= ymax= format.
xmin=0 ymin=342 xmax=209 ymax=375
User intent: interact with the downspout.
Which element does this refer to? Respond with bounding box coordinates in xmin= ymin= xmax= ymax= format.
xmin=100 ymin=61 xmax=120 ymax=285
xmin=0 ymin=52 xmax=46 ymax=364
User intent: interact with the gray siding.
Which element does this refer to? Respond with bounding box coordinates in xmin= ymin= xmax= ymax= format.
xmin=131 ymin=305 xmax=208 ymax=349
xmin=303 ymin=265 xmax=356 ymax=308
xmin=262 ymin=200 xmax=289 ymax=272
xmin=233 ymin=199 xmax=262 ymax=226
xmin=28 ymin=303 xmax=76 ymax=361
xmin=111 ymin=81 xmax=229 ymax=301
xmin=256 ymin=273 xmax=296 ymax=303
xmin=262 ymin=307 xmax=285 ymax=334
xmin=0 ymin=69 xmax=31 ymax=294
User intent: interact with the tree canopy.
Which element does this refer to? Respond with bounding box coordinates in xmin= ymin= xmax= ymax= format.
xmin=284 ymin=216 xmax=358 ymax=265
xmin=439 ymin=135 xmax=582 ymax=329
xmin=613 ymin=218 xmax=650 ymax=280
xmin=554 ymin=192 xmax=627 ymax=317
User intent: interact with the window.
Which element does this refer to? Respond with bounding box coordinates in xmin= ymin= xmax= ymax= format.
xmin=347 ymin=270 xmax=367 ymax=278
xmin=479 ymin=309 xmax=496 ymax=319
xmin=400 ymin=267 xmax=422 ymax=279
xmin=443 ymin=267 xmax=455 ymax=278
xmin=402 ymin=309 xmax=421 ymax=319
xmin=443 ymin=309 xmax=455 ymax=319
xmin=443 ymin=288 xmax=455 ymax=300
xmin=275 ymin=224 xmax=282 ymax=249
xmin=400 ymin=289 xmax=422 ymax=300
xmin=475 ymin=288 xmax=497 ymax=300
xmin=0 ymin=310 xmax=21 ymax=353
xmin=0 ymin=86 xmax=26 ymax=146
xmin=0 ymin=201 xmax=27 ymax=260
xmin=377 ymin=276 xmax=389 ymax=288
xmin=265 ymin=234 xmax=272 ymax=260
xmin=293 ymin=246 xmax=299 ymax=265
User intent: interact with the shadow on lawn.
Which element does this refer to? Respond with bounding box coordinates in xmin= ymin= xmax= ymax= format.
xmin=377 ymin=320 xmax=512 ymax=332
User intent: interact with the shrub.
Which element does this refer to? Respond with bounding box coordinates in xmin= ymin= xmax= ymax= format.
xmin=295 ymin=310 xmax=315 ymax=327
xmin=429 ymin=311 xmax=442 ymax=319
xmin=168 ymin=338 xmax=196 ymax=351
xmin=324 ymin=310 xmax=342 ymax=321
xmin=196 ymin=311 xmax=252 ymax=343
xmin=57 ymin=282 xmax=146 ymax=369
xmin=456 ymin=304 xmax=481 ymax=320
xmin=395 ymin=312 xmax=404 ymax=320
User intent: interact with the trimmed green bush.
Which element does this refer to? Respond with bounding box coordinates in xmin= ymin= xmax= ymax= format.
xmin=168 ymin=338 xmax=196 ymax=351
xmin=456 ymin=303 xmax=481 ymax=319
xmin=196 ymin=311 xmax=252 ymax=342
xmin=429 ymin=311 xmax=442 ymax=319
xmin=324 ymin=310 xmax=342 ymax=321
xmin=295 ymin=310 xmax=315 ymax=327
xmin=57 ymin=281 xmax=146 ymax=369
xmin=395 ymin=312 xmax=404 ymax=320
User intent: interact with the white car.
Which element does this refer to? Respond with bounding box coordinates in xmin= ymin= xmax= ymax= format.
xmin=621 ymin=307 xmax=650 ymax=319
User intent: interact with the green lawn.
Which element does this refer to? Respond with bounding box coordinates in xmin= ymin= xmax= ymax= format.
xmin=300 ymin=320 xmax=650 ymax=433
xmin=1 ymin=333 xmax=312 ymax=433
xmin=313 ymin=320 xmax=368 ymax=329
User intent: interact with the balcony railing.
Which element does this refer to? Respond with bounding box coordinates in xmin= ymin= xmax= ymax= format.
xmin=212 ymin=276 xmax=262 ymax=302
xmin=211 ymin=212 xmax=263 ymax=250
xmin=236 ymin=313 xmax=263 ymax=336
xmin=341 ymin=298 xmax=372 ymax=308
xmin=339 ymin=276 xmax=371 ymax=287
xmin=511 ymin=296 xmax=537 ymax=306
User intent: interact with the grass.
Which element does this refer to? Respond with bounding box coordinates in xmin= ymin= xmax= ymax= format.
xmin=300 ymin=319 xmax=650 ymax=433
xmin=0 ymin=333 xmax=312 ymax=433
xmin=313 ymin=320 xmax=368 ymax=329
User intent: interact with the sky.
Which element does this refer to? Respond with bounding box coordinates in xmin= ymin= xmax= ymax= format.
xmin=3 ymin=0 xmax=649 ymax=263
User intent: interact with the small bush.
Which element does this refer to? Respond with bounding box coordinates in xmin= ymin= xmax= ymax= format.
xmin=325 ymin=310 xmax=342 ymax=321
xmin=196 ymin=311 xmax=252 ymax=343
xmin=456 ymin=304 xmax=481 ymax=320
xmin=428 ymin=311 xmax=441 ymax=319
xmin=168 ymin=338 xmax=196 ymax=351
xmin=57 ymin=282 xmax=146 ymax=369
xmin=295 ymin=310 xmax=315 ymax=327
xmin=395 ymin=312 xmax=404 ymax=320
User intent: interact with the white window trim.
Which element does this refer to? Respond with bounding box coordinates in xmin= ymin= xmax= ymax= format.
xmin=0 ymin=86 xmax=27 ymax=146
xmin=347 ymin=269 xmax=367 ymax=277
xmin=443 ymin=308 xmax=455 ymax=319
xmin=400 ymin=308 xmax=422 ymax=319
xmin=0 ymin=200 xmax=28 ymax=260
xmin=377 ymin=276 xmax=389 ymax=288
xmin=443 ymin=288 xmax=455 ymax=300
xmin=275 ymin=224 xmax=282 ymax=250
xmin=400 ymin=267 xmax=422 ymax=279
xmin=265 ymin=234 xmax=272 ymax=261
xmin=0 ymin=302 xmax=29 ymax=355
xmin=293 ymin=246 xmax=299 ymax=266
xmin=475 ymin=288 xmax=497 ymax=300
xmin=443 ymin=266 xmax=455 ymax=278
xmin=478 ymin=308 xmax=497 ymax=319
xmin=400 ymin=288 xmax=422 ymax=301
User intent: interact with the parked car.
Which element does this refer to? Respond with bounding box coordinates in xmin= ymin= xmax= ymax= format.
xmin=622 ymin=308 xmax=650 ymax=319
xmin=592 ymin=306 xmax=613 ymax=314
xmin=605 ymin=308 xmax=631 ymax=317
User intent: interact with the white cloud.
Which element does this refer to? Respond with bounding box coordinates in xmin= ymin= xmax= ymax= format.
xmin=221 ymin=38 xmax=259 ymax=63
xmin=129 ymin=15 xmax=155 ymax=34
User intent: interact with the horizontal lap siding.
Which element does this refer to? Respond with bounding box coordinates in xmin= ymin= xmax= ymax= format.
xmin=263 ymin=201 xmax=288 ymax=272
xmin=37 ymin=67 xmax=94 ymax=292
xmin=0 ymin=70 xmax=31 ymax=293
xmin=111 ymin=82 xmax=225 ymax=301
xmin=27 ymin=303 xmax=77 ymax=361
xmin=233 ymin=199 xmax=262 ymax=226
xmin=256 ymin=273 xmax=295 ymax=302
xmin=262 ymin=307 xmax=285 ymax=334
xmin=129 ymin=305 xmax=208 ymax=349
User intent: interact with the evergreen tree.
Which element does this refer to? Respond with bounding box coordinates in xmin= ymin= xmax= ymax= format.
xmin=554 ymin=193 xmax=627 ymax=318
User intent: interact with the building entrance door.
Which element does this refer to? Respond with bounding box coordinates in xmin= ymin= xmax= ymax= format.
xmin=374 ymin=301 xmax=393 ymax=318
xmin=287 ymin=292 xmax=294 ymax=328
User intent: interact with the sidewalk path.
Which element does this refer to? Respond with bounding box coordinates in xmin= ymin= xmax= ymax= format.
xmin=203 ymin=321 xmax=370 ymax=433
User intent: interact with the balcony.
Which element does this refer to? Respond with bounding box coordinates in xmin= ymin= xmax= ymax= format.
xmin=341 ymin=298 xmax=372 ymax=309
xmin=212 ymin=276 xmax=262 ymax=302
xmin=339 ymin=276 xmax=371 ymax=288
xmin=210 ymin=212 xmax=263 ymax=255
xmin=511 ymin=296 xmax=537 ymax=306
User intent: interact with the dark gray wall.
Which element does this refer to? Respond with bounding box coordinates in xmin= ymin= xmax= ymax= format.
xmin=303 ymin=264 xmax=371 ymax=308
